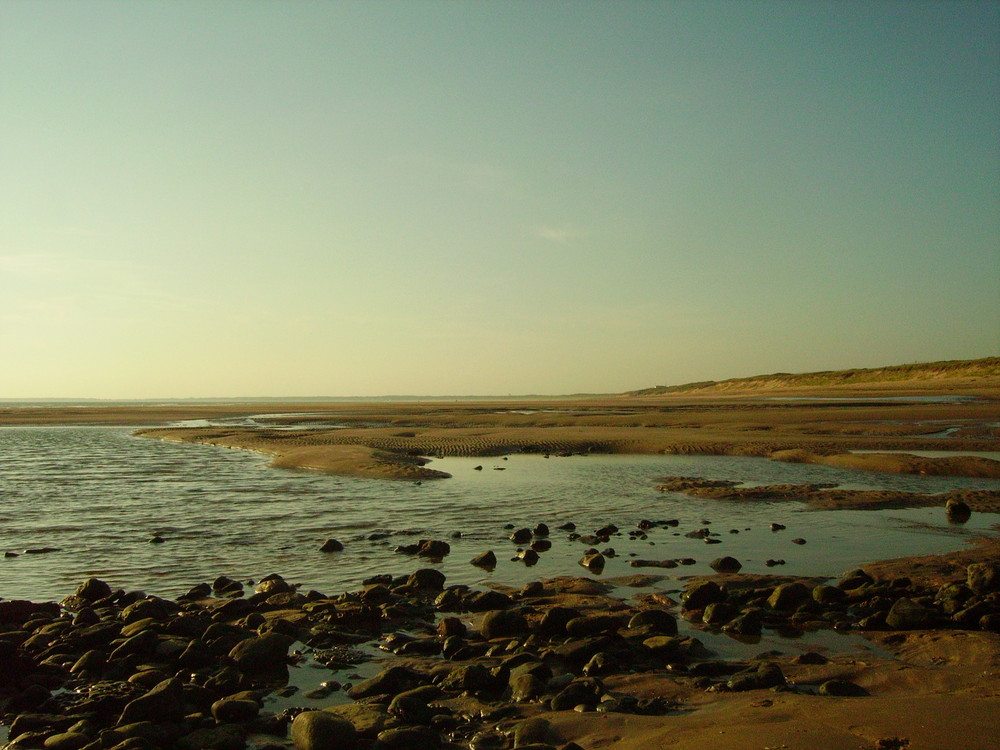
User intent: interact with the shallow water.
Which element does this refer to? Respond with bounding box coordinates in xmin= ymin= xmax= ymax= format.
xmin=1 ymin=427 xmax=997 ymax=605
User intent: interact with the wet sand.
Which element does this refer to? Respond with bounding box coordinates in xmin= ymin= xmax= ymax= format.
xmin=109 ymin=388 xmax=1000 ymax=482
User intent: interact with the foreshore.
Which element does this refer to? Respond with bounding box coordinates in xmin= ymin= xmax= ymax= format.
xmin=2 ymin=387 xmax=998 ymax=748
xmin=119 ymin=390 xmax=1000 ymax=487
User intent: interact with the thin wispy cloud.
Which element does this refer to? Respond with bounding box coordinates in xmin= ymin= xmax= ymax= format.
xmin=535 ymin=225 xmax=590 ymax=246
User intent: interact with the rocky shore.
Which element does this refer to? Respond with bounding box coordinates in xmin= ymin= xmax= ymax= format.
xmin=3 ymin=534 xmax=999 ymax=750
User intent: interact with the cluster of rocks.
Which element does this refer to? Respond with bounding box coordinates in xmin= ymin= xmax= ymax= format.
xmin=678 ymin=561 xmax=1000 ymax=637
xmin=3 ymin=556 xmax=998 ymax=750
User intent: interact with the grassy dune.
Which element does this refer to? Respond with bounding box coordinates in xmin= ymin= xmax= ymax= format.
xmin=628 ymin=356 xmax=1000 ymax=396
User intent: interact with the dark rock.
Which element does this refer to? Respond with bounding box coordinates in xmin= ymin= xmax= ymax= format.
xmin=229 ymin=632 xmax=293 ymax=674
xmin=628 ymin=609 xmax=678 ymax=635
xmin=513 ymin=717 xmax=550 ymax=746
xmin=418 ymin=539 xmax=450 ymax=558
xmin=510 ymin=528 xmax=533 ymax=544
xmin=470 ymin=550 xmax=497 ymax=569
xmin=578 ymin=552 xmax=605 ymax=573
xmin=211 ymin=697 xmax=260 ymax=723
xmin=324 ymin=703 xmax=392 ymax=740
xmin=480 ymin=609 xmax=528 ymax=639
xmin=374 ymin=726 xmax=441 ymax=750
xmin=290 ymin=710 xmax=357 ymax=750
xmin=565 ymin=614 xmax=623 ymax=638
xmin=682 ymin=580 xmax=726 ymax=611
xmin=793 ymin=651 xmax=829 ymax=665
xmin=118 ymin=677 xmax=186 ymax=725
xmin=726 ymin=662 xmax=785 ymax=691
xmin=407 ymin=568 xmax=446 ymax=591
xmin=347 ymin=665 xmax=427 ymax=699
xmin=818 ymin=679 xmax=869 ymax=696
xmin=176 ymin=724 xmax=245 ymax=750
xmin=768 ymin=582 xmax=810 ymax=610
xmin=702 ymin=602 xmax=739 ymax=627
xmin=709 ymin=556 xmax=742 ymax=574
xmin=509 ymin=672 xmax=546 ymax=702
xmin=319 ymin=538 xmax=344 ymax=552
xmin=465 ymin=590 xmax=513 ymax=611
xmin=885 ymin=598 xmax=934 ymax=630
xmin=538 ymin=606 xmax=581 ymax=635
xmin=813 ymin=585 xmax=846 ymax=605
xmin=945 ymin=498 xmax=972 ymax=523
xmin=550 ymin=678 xmax=604 ymax=710
xmin=967 ymin=562 xmax=1000 ymax=595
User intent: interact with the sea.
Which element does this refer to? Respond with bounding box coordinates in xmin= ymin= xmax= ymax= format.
xmin=2 ymin=425 xmax=997 ymax=605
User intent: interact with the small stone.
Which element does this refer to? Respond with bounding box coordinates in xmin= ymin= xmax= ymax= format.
xmin=319 ymin=538 xmax=344 ymax=552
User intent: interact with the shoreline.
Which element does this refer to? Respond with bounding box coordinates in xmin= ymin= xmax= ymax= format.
xmin=2 ymin=539 xmax=998 ymax=750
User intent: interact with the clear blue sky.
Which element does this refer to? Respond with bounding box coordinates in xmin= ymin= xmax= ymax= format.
xmin=1 ymin=1 xmax=997 ymax=397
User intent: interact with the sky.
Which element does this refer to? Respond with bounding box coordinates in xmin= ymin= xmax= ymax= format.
xmin=1 ymin=1 xmax=998 ymax=398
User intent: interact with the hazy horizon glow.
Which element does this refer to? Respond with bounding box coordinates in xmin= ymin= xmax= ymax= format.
xmin=2 ymin=1 xmax=998 ymax=398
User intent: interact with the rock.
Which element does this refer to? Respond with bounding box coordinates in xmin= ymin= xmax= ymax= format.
xmin=480 ymin=609 xmax=528 ymax=639
xmin=768 ymin=582 xmax=810 ymax=610
xmin=578 ymin=552 xmax=605 ymax=573
xmin=885 ymin=598 xmax=934 ymax=630
xmin=319 ymin=538 xmax=344 ymax=552
xmin=347 ymin=665 xmax=427 ymax=699
xmin=513 ymin=717 xmax=550 ymax=746
xmin=517 ymin=549 xmax=540 ymax=565
xmin=470 ymin=550 xmax=497 ymax=569
xmin=793 ymin=651 xmax=829 ymax=665
xmin=324 ymin=703 xmax=392 ymax=740
xmin=818 ymin=679 xmax=869 ymax=696
xmin=533 ymin=523 xmax=550 ymax=537
xmin=229 ymin=632 xmax=293 ymax=674
xmin=211 ymin=697 xmax=260 ymax=723
xmin=727 ymin=662 xmax=785 ymax=691
xmin=722 ymin=609 xmax=765 ymax=636
xmin=418 ymin=539 xmax=450 ymax=558
xmin=945 ymin=498 xmax=972 ymax=523
xmin=290 ymin=710 xmax=357 ymax=750
xmin=75 ymin=578 xmax=113 ymax=602
xmin=550 ymin=678 xmax=604 ymax=710
xmin=41 ymin=732 xmax=90 ymax=750
xmin=682 ymin=580 xmax=726 ymax=611
xmin=373 ymin=726 xmax=440 ymax=750
xmin=709 ymin=556 xmax=742 ymax=574
xmin=118 ymin=677 xmax=186 ymax=725
xmin=255 ymin=574 xmax=293 ymax=596
xmin=967 ymin=562 xmax=1000 ymax=595
xmin=465 ymin=590 xmax=513 ymax=611
xmin=509 ymin=528 xmax=532 ymax=544
xmin=439 ymin=663 xmax=504 ymax=695
xmin=509 ymin=672 xmax=546 ymax=701
xmin=812 ymin=585 xmax=846 ymax=605
xmin=702 ymin=602 xmax=739 ymax=627
xmin=407 ymin=568 xmax=446 ymax=590
xmin=565 ymin=614 xmax=622 ymax=638
xmin=176 ymin=725 xmax=245 ymax=750
xmin=627 ymin=609 xmax=678 ymax=635
xmin=388 ymin=691 xmax=435 ymax=725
